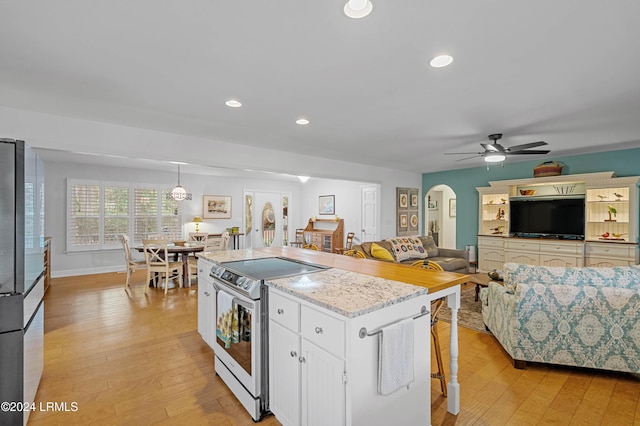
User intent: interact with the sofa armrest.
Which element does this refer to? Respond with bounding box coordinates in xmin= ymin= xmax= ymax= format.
xmin=436 ymin=248 xmax=469 ymax=272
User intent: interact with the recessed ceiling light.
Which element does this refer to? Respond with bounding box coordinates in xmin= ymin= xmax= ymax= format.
xmin=344 ymin=0 xmax=373 ymax=19
xmin=225 ymin=99 xmax=242 ymax=108
xmin=430 ymin=54 xmax=454 ymax=68
xmin=296 ymin=118 xmax=310 ymax=125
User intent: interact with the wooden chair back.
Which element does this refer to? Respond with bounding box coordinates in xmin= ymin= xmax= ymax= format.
xmin=342 ymin=249 xmax=365 ymax=258
xmin=204 ymin=232 xmax=230 ymax=251
xmin=189 ymin=232 xmax=209 ymax=243
xmin=345 ymin=232 xmax=355 ymax=250
xmin=410 ymin=259 xmax=444 ymax=271
xmin=142 ymin=239 xmax=171 ymax=267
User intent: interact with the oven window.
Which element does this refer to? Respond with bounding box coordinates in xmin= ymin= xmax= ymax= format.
xmin=217 ymin=305 xmax=253 ymax=375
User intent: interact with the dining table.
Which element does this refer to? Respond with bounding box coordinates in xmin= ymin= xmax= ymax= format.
xmin=135 ymin=244 xmax=204 ymax=288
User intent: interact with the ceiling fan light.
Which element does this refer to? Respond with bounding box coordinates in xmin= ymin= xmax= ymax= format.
xmin=344 ymin=0 xmax=372 ymax=18
xmin=485 ymin=154 xmax=506 ymax=163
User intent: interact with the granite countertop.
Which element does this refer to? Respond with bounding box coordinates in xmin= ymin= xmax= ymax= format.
xmin=198 ymin=249 xmax=428 ymax=318
xmin=267 ymin=269 xmax=427 ymax=318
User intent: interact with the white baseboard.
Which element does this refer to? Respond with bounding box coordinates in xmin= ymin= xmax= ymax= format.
xmin=52 ymin=266 xmax=124 ymax=278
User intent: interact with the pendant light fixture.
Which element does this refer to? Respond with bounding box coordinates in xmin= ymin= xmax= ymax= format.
xmin=167 ymin=164 xmax=192 ymax=201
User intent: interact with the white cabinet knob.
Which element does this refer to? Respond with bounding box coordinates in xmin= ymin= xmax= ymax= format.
xmin=277 ymin=308 xmax=284 ymax=314
xmin=290 ymin=351 xmax=297 ymax=357
xmin=299 ymin=356 xmax=306 ymax=363
xmin=315 ymin=327 xmax=323 ymax=334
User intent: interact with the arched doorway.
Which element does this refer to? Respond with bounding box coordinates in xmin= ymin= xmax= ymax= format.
xmin=425 ymin=184 xmax=456 ymax=249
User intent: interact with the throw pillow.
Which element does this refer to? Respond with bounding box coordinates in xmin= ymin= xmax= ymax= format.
xmin=371 ymin=242 xmax=395 ymax=261
xmin=386 ymin=237 xmax=428 ymax=262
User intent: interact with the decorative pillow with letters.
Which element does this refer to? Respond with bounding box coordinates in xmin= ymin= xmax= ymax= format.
xmin=386 ymin=237 xmax=428 ymax=262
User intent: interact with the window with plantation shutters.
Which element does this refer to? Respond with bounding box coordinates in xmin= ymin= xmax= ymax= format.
xmin=67 ymin=179 xmax=183 ymax=252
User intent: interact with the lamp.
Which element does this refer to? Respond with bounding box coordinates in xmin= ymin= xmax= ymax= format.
xmin=167 ymin=164 xmax=192 ymax=201
xmin=484 ymin=153 xmax=506 ymax=163
xmin=192 ymin=216 xmax=203 ymax=232
xmin=344 ymin=0 xmax=372 ymax=18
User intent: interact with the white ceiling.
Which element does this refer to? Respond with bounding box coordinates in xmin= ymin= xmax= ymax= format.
xmin=2 ymin=1 xmax=640 ymax=174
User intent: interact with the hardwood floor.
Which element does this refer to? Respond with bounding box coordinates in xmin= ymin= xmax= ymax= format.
xmin=30 ymin=275 xmax=640 ymax=425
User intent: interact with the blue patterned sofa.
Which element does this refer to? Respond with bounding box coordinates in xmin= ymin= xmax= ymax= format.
xmin=480 ymin=263 xmax=640 ymax=373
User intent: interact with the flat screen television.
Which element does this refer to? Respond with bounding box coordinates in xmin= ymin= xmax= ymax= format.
xmin=509 ymin=197 xmax=585 ymax=239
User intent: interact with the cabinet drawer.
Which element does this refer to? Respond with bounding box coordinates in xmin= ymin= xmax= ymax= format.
xmin=301 ymin=306 xmax=345 ymax=358
xmin=505 ymin=252 xmax=540 ymax=265
xmin=270 ymin=291 xmax=300 ymax=332
xmin=504 ymin=239 xmax=540 ymax=251
xmin=585 ymin=257 xmax=635 ymax=267
xmin=539 ymin=254 xmax=582 ymax=267
xmin=586 ymin=243 xmax=635 ymax=259
xmin=539 ymin=241 xmax=583 ymax=255
xmin=478 ymin=237 xmax=504 ymax=248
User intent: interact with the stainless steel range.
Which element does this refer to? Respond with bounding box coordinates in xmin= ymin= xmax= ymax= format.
xmin=208 ymin=256 xmax=328 ymax=421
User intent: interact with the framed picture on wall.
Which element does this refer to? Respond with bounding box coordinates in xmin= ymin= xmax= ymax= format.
xmin=203 ymin=195 xmax=232 ymax=219
xmin=319 ymin=195 xmax=335 ymax=215
xmin=399 ymin=193 xmax=408 ymax=208
xmin=400 ymin=214 xmax=408 ymax=228
xmin=411 ymin=194 xmax=418 ymax=207
xmin=449 ymin=198 xmax=457 ymax=217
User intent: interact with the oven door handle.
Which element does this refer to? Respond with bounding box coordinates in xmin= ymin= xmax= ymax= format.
xmin=211 ymin=280 xmax=256 ymax=310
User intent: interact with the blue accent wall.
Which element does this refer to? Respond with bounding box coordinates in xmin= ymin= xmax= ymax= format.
xmin=422 ymin=147 xmax=640 ymax=249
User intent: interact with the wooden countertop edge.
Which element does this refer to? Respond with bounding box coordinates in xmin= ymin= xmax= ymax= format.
xmin=254 ymin=247 xmax=469 ymax=294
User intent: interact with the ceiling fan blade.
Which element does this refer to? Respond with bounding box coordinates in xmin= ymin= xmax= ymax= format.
xmin=506 ymin=141 xmax=547 ymax=152
xmin=456 ymin=155 xmax=483 ymax=161
xmin=481 ymin=143 xmax=504 ymax=152
xmin=507 ymin=150 xmax=551 ymax=155
xmin=444 ymin=152 xmax=482 ymax=155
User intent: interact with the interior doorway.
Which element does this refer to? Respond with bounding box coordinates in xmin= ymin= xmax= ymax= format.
xmin=244 ymin=190 xmax=291 ymax=248
xmin=425 ymin=184 xmax=456 ymax=249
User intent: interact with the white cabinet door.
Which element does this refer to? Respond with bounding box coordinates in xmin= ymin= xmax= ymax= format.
xmin=269 ymin=321 xmax=301 ymax=426
xmin=302 ymin=340 xmax=346 ymax=426
xmin=197 ymin=279 xmax=215 ymax=348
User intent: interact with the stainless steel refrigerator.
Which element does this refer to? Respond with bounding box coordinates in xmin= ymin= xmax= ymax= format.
xmin=0 ymin=139 xmax=45 ymax=426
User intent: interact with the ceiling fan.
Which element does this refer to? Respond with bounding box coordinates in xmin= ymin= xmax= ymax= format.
xmin=445 ymin=133 xmax=550 ymax=162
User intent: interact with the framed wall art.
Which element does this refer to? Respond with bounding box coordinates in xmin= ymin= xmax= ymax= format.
xmin=203 ymin=195 xmax=232 ymax=219
xmin=449 ymin=198 xmax=457 ymax=217
xmin=396 ymin=187 xmax=419 ymax=236
xmin=318 ymin=195 xmax=335 ymax=215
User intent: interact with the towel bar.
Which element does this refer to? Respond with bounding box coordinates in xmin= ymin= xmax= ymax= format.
xmin=358 ymin=305 xmax=429 ymax=338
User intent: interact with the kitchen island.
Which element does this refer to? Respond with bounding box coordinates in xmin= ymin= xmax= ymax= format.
xmin=198 ymin=247 xmax=468 ymax=424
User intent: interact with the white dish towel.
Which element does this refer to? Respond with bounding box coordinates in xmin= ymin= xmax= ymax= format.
xmin=378 ymin=317 xmax=415 ymax=395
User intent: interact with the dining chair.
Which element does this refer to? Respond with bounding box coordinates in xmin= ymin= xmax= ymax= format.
xmin=121 ymin=234 xmax=147 ymax=289
xmin=411 ymin=259 xmax=447 ymax=396
xmin=342 ymin=249 xmax=365 ymax=258
xmin=345 ymin=232 xmax=355 ymax=250
xmin=142 ymin=239 xmax=183 ymax=295
xmin=187 ymin=232 xmax=231 ymax=281
xmin=189 ymin=232 xmax=209 ymax=244
xmin=290 ymin=228 xmax=305 ymax=247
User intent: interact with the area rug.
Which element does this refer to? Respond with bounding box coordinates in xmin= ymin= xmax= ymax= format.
xmin=436 ymin=283 xmax=491 ymax=334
